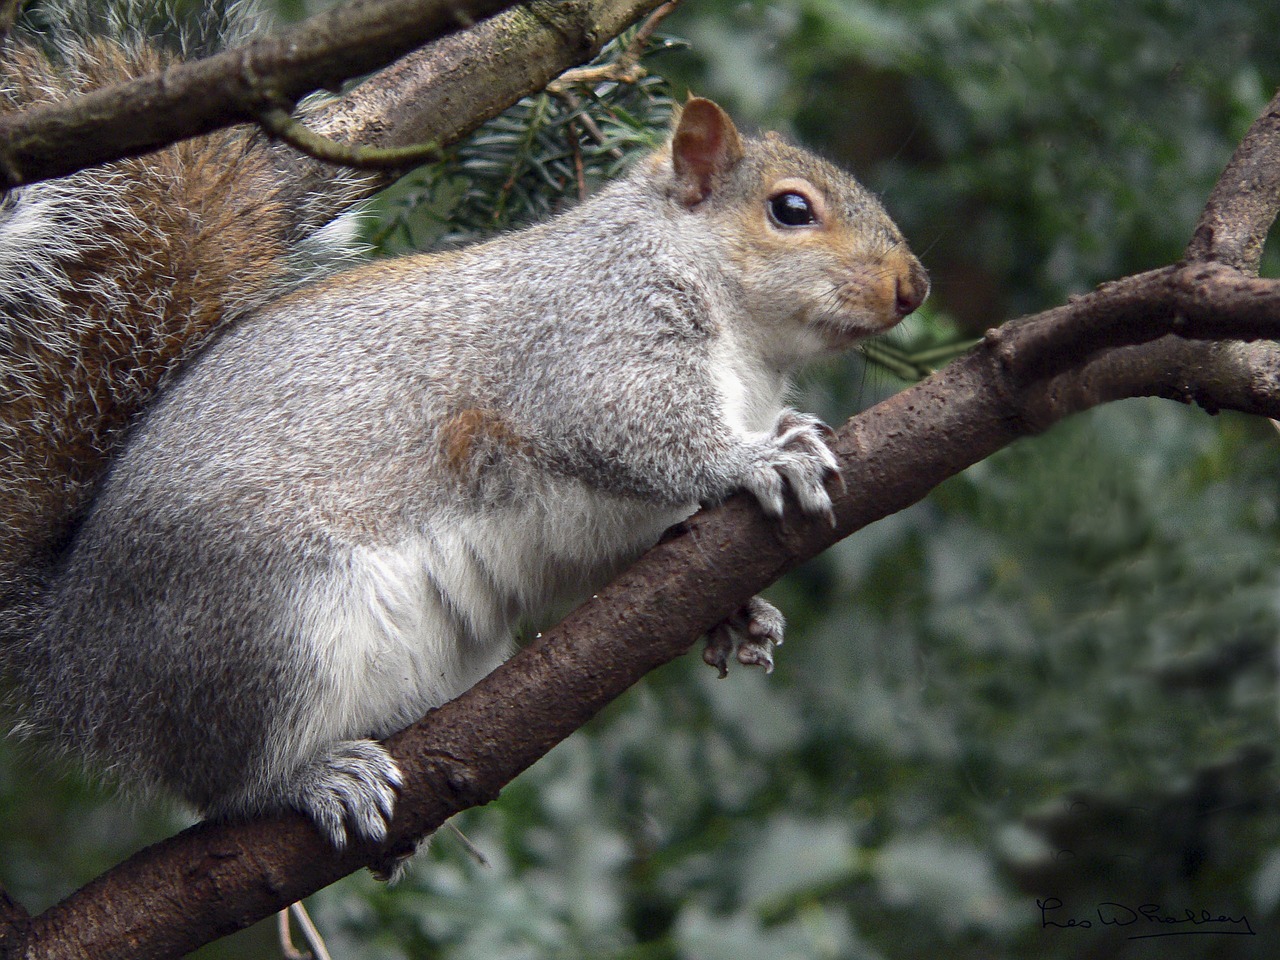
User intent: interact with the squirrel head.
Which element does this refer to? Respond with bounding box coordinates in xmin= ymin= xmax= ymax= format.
xmin=660 ymin=97 xmax=929 ymax=362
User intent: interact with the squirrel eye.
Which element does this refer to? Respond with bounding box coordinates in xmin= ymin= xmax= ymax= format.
xmin=768 ymin=191 xmax=818 ymax=228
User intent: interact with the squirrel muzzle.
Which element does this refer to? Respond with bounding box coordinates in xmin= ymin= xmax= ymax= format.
xmin=821 ymin=245 xmax=930 ymax=346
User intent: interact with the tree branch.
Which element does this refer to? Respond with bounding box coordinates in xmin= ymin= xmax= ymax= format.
xmin=0 ymin=0 xmax=674 ymax=200
xmin=985 ymin=262 xmax=1280 ymax=385
xmin=283 ymin=0 xmax=674 ymax=221
xmin=1184 ymin=87 xmax=1280 ymax=274
xmin=258 ymin=105 xmax=445 ymax=169
xmin=0 ymin=0 xmax=521 ymax=191
xmin=0 ymin=888 xmax=26 ymax=950
xmin=307 ymin=0 xmax=673 ymax=157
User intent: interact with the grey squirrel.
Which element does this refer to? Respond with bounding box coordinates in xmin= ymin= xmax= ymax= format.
xmin=1 ymin=3 xmax=928 ymax=851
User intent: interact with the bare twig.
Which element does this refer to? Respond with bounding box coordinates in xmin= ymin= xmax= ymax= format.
xmin=446 ymin=821 xmax=490 ymax=867
xmin=277 ymin=908 xmax=307 ymax=960
xmin=289 ymin=902 xmax=332 ymax=960
xmin=546 ymin=0 xmax=679 ymax=94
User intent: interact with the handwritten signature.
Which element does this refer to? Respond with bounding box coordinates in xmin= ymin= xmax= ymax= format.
xmin=1037 ymin=897 xmax=1255 ymax=939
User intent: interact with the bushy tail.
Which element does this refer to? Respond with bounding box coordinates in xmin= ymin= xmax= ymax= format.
xmin=0 ymin=0 xmax=364 ymax=605
xmin=18 ymin=0 xmax=265 ymax=61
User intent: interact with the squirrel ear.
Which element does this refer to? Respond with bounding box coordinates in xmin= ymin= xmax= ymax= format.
xmin=671 ymin=97 xmax=744 ymax=207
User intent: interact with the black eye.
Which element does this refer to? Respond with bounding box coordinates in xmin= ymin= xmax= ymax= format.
xmin=768 ymin=191 xmax=817 ymax=227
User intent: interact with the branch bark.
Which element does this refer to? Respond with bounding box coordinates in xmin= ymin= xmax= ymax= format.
xmin=0 ymin=0 xmax=522 ymax=191
xmin=984 ymin=263 xmax=1280 ymax=385
xmin=286 ymin=0 xmax=674 ymax=223
xmin=308 ymin=0 xmax=671 ymax=157
xmin=1184 ymin=88 xmax=1280 ymax=274
xmin=0 ymin=0 xmax=673 ymax=201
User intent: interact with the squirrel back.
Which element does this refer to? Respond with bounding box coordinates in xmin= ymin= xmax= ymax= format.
xmin=0 ymin=0 xmax=365 ymax=602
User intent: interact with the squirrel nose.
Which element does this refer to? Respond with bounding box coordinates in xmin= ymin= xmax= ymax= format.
xmin=894 ymin=258 xmax=930 ymax=318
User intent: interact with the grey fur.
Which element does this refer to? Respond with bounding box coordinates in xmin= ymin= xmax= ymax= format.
xmin=15 ymin=103 xmax=927 ymax=849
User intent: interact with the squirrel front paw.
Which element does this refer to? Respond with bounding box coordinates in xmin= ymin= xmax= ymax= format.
xmin=288 ymin=739 xmax=404 ymax=850
xmin=704 ymin=595 xmax=786 ymax=677
xmin=742 ymin=410 xmax=841 ymax=524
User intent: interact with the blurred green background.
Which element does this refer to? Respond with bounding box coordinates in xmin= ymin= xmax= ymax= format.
xmin=6 ymin=0 xmax=1280 ymax=957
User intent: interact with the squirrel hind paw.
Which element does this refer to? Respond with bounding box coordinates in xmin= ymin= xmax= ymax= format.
xmin=289 ymin=739 xmax=404 ymax=850
xmin=703 ymin=596 xmax=786 ymax=677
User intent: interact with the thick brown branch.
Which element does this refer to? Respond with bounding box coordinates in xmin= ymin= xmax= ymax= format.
xmin=1017 ymin=337 xmax=1280 ymax=429
xmin=1185 ymin=88 xmax=1280 ymax=274
xmin=0 ymin=0 xmax=520 ymax=191
xmin=13 ymin=294 xmax=1280 ymax=960
xmin=309 ymin=0 xmax=671 ymax=156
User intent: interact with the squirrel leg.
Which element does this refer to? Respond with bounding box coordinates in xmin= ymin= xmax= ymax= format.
xmin=741 ymin=410 xmax=841 ymax=525
xmin=703 ymin=595 xmax=786 ymax=677
xmin=282 ymin=739 xmax=403 ymax=850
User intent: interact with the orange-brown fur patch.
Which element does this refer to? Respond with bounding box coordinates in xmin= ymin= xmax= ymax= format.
xmin=439 ymin=407 xmax=527 ymax=478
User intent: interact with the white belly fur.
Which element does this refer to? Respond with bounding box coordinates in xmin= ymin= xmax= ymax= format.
xmin=287 ymin=478 xmax=692 ymax=759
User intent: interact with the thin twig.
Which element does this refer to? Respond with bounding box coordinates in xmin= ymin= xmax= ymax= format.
xmin=276 ymin=902 xmax=333 ymax=960
xmin=259 ymin=106 xmax=442 ymax=170
xmin=290 ymin=902 xmax=333 ymax=960
xmin=546 ymin=0 xmax=679 ymax=94
xmin=567 ymin=117 xmax=588 ymax=199
xmin=447 ymin=820 xmax=491 ymax=867
xmin=277 ymin=908 xmax=307 ymax=960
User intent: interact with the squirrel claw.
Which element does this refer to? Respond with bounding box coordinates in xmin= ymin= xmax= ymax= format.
xmin=744 ymin=409 xmax=840 ymax=521
xmin=287 ymin=739 xmax=403 ymax=850
xmin=702 ymin=635 xmax=731 ymax=678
